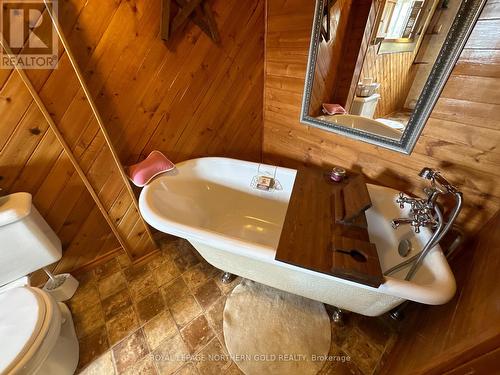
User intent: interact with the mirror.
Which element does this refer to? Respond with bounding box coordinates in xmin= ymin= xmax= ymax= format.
xmin=301 ymin=0 xmax=486 ymax=154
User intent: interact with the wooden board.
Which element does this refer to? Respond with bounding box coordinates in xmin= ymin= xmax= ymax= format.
xmin=332 ymin=186 xmax=371 ymax=228
xmin=342 ymin=174 xmax=372 ymax=222
xmin=275 ymin=166 xmax=383 ymax=287
xmin=333 ymin=174 xmax=371 ymax=225
xmin=332 ymin=237 xmax=383 ymax=287
xmin=341 ymin=211 xmax=368 ymax=228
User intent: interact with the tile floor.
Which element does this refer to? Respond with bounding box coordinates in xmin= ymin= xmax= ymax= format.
xmin=69 ymin=238 xmax=397 ymax=375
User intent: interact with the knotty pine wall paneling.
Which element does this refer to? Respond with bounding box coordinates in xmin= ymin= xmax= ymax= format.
xmin=60 ymin=0 xmax=264 ymax=166
xmin=361 ymin=1 xmax=437 ymax=118
xmin=0 ymin=66 xmax=122 ymax=275
xmin=264 ymin=0 xmax=500 ymax=236
xmin=355 ymin=0 xmax=442 ymax=117
xmin=48 ymin=9 xmax=159 ymax=262
xmin=9 ymin=49 xmax=157 ymax=266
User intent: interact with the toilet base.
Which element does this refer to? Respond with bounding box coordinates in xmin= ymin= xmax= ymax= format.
xmin=36 ymin=303 xmax=79 ymax=375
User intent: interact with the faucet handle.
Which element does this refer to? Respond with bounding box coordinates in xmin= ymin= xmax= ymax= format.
xmin=397 ymin=192 xmax=407 ymax=209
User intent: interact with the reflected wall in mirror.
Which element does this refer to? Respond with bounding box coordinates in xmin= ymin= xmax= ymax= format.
xmin=301 ymin=0 xmax=486 ymax=153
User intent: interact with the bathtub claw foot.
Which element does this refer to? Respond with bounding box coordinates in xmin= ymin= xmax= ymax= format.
xmin=331 ymin=307 xmax=345 ymax=325
xmin=389 ymin=301 xmax=409 ymax=321
xmin=221 ymin=272 xmax=235 ymax=284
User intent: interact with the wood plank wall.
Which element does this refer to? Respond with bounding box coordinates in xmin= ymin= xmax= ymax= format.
xmin=0 ymin=70 xmax=121 ymax=264
xmin=357 ymin=0 xmax=439 ymax=118
xmin=309 ymin=0 xmax=352 ymax=116
xmin=332 ymin=0 xmax=375 ymax=111
xmin=380 ymin=211 xmax=500 ymax=374
xmin=0 ymin=0 xmax=264 ymax=274
xmin=309 ymin=0 xmax=373 ymax=115
xmin=62 ymin=0 xmax=264 ymax=167
xmin=264 ymin=0 xmax=500 ymax=236
xmin=359 ymin=43 xmax=416 ymax=118
xmin=1 ymin=2 xmax=159 ymax=272
xmin=25 ymin=51 xmax=158 ymax=263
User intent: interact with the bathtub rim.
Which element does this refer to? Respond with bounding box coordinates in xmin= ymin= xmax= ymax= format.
xmin=139 ymin=157 xmax=456 ymax=305
xmin=139 ymin=157 xmax=297 ymax=260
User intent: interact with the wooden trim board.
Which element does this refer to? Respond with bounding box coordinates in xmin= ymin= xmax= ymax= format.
xmin=43 ymin=1 xmax=157 ymax=249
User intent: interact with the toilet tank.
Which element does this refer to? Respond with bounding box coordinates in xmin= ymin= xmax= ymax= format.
xmin=0 ymin=193 xmax=62 ymax=287
xmin=350 ymin=93 xmax=381 ymax=119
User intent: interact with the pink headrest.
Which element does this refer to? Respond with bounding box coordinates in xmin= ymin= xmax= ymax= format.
xmin=322 ymin=103 xmax=347 ymax=115
xmin=126 ymin=151 xmax=175 ymax=187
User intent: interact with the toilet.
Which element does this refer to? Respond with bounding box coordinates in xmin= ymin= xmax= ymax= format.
xmin=350 ymin=93 xmax=381 ymax=118
xmin=0 ymin=193 xmax=79 ymax=375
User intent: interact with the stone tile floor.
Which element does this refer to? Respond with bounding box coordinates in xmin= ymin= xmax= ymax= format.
xmin=69 ymin=238 xmax=397 ymax=375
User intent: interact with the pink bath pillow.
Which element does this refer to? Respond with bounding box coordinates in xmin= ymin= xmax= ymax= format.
xmin=126 ymin=151 xmax=175 ymax=187
xmin=322 ymin=103 xmax=347 ymax=115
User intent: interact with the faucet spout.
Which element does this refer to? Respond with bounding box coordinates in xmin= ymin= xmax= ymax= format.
xmin=418 ymin=167 xmax=434 ymax=180
xmin=419 ymin=167 xmax=458 ymax=194
xmin=391 ymin=218 xmax=413 ymax=229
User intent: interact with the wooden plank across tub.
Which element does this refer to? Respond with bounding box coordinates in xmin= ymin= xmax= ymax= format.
xmin=274 ymin=166 xmax=384 ymax=288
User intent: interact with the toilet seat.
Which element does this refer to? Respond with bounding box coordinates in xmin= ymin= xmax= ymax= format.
xmin=0 ymin=287 xmax=61 ymax=375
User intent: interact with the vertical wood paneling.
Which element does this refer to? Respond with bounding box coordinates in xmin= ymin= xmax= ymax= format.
xmin=359 ymin=46 xmax=416 ymax=118
xmin=263 ymin=0 xmax=500 ymax=235
xmin=3 ymin=21 xmax=158 ymax=267
xmin=62 ymin=0 xmax=264 ymax=166
xmin=309 ymin=0 xmax=352 ymax=116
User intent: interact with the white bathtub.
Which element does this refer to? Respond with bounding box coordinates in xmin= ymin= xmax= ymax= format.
xmin=139 ymin=157 xmax=455 ymax=316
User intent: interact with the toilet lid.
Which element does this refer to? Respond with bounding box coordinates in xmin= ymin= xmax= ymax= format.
xmin=0 ymin=287 xmax=46 ymax=374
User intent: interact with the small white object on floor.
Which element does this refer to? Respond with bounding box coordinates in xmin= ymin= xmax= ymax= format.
xmin=42 ymin=269 xmax=79 ymax=302
xmin=223 ymin=280 xmax=331 ymax=375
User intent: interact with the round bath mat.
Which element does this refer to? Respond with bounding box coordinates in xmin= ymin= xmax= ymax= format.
xmin=223 ymin=280 xmax=331 ymax=375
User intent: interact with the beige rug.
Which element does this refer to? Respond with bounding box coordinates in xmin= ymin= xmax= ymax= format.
xmin=223 ymin=280 xmax=331 ymax=375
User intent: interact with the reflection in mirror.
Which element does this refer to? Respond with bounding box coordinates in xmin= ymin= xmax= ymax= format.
xmin=301 ymin=0 xmax=486 ymax=153
xmin=375 ymin=0 xmax=433 ymax=54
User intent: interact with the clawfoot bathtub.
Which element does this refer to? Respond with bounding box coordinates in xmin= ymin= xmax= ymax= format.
xmin=139 ymin=157 xmax=455 ymax=316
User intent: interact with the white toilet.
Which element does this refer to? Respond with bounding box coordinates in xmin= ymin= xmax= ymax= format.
xmin=0 ymin=193 xmax=79 ymax=375
xmin=350 ymin=93 xmax=381 ymax=118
